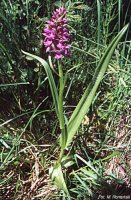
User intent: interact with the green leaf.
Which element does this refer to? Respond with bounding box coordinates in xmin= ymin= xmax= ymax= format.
xmin=75 ymin=154 xmax=98 ymax=175
xmin=61 ymin=155 xmax=74 ymax=168
xmin=99 ymin=151 xmax=121 ymax=162
xmin=22 ymin=51 xmax=59 ymax=117
xmin=73 ymin=172 xmax=93 ymax=196
xmin=80 ymin=168 xmax=98 ymax=180
xmin=64 ymin=24 xmax=129 ymax=148
xmin=49 ymin=162 xmax=69 ymax=194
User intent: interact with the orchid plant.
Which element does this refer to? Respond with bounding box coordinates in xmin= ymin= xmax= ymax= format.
xmin=22 ymin=6 xmax=128 ymax=195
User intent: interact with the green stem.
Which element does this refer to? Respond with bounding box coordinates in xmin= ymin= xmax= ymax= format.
xmin=58 ymin=148 xmax=64 ymax=163
xmin=58 ymin=61 xmax=66 ymax=162
xmin=58 ymin=62 xmax=64 ymax=129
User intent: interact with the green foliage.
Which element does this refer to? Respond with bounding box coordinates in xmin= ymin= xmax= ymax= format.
xmin=65 ymin=24 xmax=128 ymax=148
xmin=22 ymin=24 xmax=128 ymax=194
xmin=21 ymin=51 xmax=59 ymax=116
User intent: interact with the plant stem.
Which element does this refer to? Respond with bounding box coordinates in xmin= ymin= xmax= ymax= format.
xmin=58 ymin=61 xmax=66 ymax=162
xmin=58 ymin=61 xmax=65 ymax=129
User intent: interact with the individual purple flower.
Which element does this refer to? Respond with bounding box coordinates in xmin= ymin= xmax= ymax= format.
xmin=43 ymin=7 xmax=71 ymax=59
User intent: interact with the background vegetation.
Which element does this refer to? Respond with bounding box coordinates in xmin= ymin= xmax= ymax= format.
xmin=0 ymin=0 xmax=131 ymax=199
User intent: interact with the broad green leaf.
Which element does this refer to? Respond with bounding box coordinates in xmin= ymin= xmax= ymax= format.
xmin=22 ymin=51 xmax=59 ymax=117
xmin=49 ymin=162 xmax=69 ymax=194
xmin=64 ymin=24 xmax=128 ymax=148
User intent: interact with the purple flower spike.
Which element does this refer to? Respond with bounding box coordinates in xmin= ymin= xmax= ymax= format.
xmin=43 ymin=7 xmax=71 ymax=59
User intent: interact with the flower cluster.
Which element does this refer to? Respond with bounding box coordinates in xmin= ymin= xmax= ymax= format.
xmin=43 ymin=7 xmax=71 ymax=59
